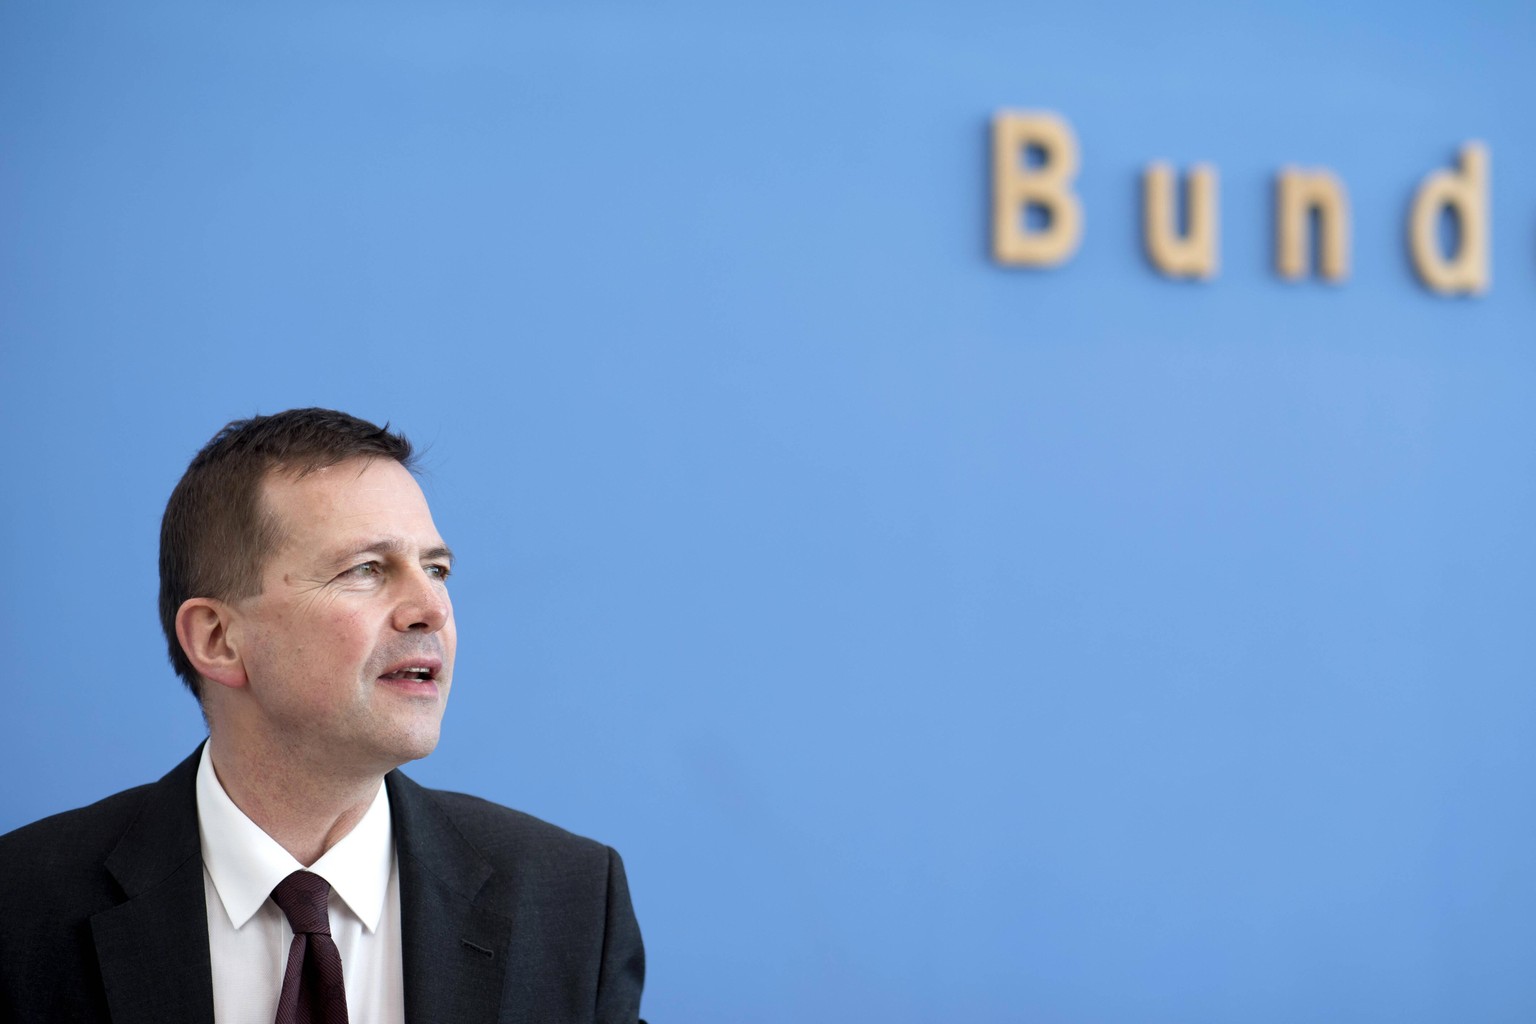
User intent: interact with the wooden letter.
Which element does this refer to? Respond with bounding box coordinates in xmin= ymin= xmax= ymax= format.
xmin=1143 ymin=163 xmax=1219 ymax=280
xmin=1408 ymin=142 xmax=1490 ymax=295
xmin=1276 ymin=167 xmax=1350 ymax=282
xmin=992 ymin=111 xmax=1083 ymax=267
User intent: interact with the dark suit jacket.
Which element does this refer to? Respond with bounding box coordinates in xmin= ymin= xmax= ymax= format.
xmin=0 ymin=748 xmax=645 ymax=1023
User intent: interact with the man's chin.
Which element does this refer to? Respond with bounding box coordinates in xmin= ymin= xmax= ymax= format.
xmin=390 ymin=727 xmax=442 ymax=766
xmin=363 ymin=712 xmax=444 ymax=771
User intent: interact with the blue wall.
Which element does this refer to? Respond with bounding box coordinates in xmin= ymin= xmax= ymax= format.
xmin=3 ymin=1 xmax=1535 ymax=1020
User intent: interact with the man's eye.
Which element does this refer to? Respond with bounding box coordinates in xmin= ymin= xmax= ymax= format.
xmin=347 ymin=561 xmax=383 ymax=578
xmin=425 ymin=563 xmax=452 ymax=581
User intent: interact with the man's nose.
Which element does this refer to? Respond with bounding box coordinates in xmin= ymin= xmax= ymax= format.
xmin=394 ymin=568 xmax=452 ymax=632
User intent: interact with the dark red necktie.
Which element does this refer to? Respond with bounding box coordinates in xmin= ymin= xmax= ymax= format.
xmin=270 ymin=870 xmax=350 ymax=1024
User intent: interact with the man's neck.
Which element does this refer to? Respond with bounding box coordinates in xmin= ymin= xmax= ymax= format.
xmin=205 ymin=733 xmax=387 ymax=867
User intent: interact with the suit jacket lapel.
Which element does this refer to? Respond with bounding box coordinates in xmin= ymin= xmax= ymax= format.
xmin=389 ymin=771 xmax=513 ymax=1024
xmin=83 ymin=752 xmax=515 ymax=1024
xmin=91 ymin=747 xmax=215 ymax=1024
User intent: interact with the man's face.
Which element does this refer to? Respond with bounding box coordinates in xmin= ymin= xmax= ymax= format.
xmin=229 ymin=457 xmax=456 ymax=774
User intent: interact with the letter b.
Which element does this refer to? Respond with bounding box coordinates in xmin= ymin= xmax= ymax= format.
xmin=992 ymin=111 xmax=1083 ymax=267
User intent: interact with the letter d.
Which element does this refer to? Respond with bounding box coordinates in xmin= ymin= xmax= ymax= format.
xmin=1409 ymin=142 xmax=1490 ymax=295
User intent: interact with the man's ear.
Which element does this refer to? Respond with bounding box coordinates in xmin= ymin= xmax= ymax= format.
xmin=176 ymin=598 xmax=249 ymax=690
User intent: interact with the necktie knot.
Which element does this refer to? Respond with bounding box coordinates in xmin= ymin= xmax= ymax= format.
xmin=271 ymin=870 xmax=333 ymax=936
xmin=270 ymin=870 xmax=348 ymax=1023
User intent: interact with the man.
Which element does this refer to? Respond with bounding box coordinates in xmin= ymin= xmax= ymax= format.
xmin=0 ymin=409 xmax=646 ymax=1023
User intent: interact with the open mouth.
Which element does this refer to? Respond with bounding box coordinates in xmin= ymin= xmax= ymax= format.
xmin=380 ymin=665 xmax=437 ymax=683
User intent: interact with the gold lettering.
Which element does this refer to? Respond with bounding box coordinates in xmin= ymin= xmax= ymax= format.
xmin=1276 ymin=168 xmax=1350 ymax=282
xmin=992 ymin=112 xmax=1083 ymax=267
xmin=1143 ymin=163 xmax=1219 ymax=279
xmin=1408 ymin=142 xmax=1490 ymax=295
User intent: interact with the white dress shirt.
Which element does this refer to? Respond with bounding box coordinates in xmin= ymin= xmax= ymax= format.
xmin=196 ymin=745 xmax=406 ymax=1024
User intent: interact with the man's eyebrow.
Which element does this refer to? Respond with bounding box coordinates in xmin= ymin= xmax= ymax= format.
xmin=326 ymin=538 xmax=455 ymax=565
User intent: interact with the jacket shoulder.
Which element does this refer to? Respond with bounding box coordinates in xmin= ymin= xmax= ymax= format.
xmin=0 ymin=783 xmax=158 ymax=898
xmin=389 ymin=778 xmax=645 ymax=1020
xmin=0 ymin=781 xmax=164 ymax=1021
xmin=408 ymin=784 xmax=615 ymax=872
xmin=1 ymin=747 xmax=203 ymax=914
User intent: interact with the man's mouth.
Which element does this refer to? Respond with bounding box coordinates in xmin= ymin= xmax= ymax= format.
xmin=379 ymin=664 xmax=438 ymax=683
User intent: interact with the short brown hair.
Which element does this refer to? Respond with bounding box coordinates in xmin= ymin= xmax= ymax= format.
xmin=159 ymin=408 xmax=416 ymax=698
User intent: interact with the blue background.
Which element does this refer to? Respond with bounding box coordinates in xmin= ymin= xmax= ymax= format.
xmin=3 ymin=1 xmax=1535 ymax=1020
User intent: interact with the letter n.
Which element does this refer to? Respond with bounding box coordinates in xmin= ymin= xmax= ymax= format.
xmin=1276 ymin=168 xmax=1350 ymax=283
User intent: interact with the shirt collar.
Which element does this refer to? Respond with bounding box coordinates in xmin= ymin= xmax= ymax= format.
xmin=195 ymin=743 xmax=395 ymax=932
